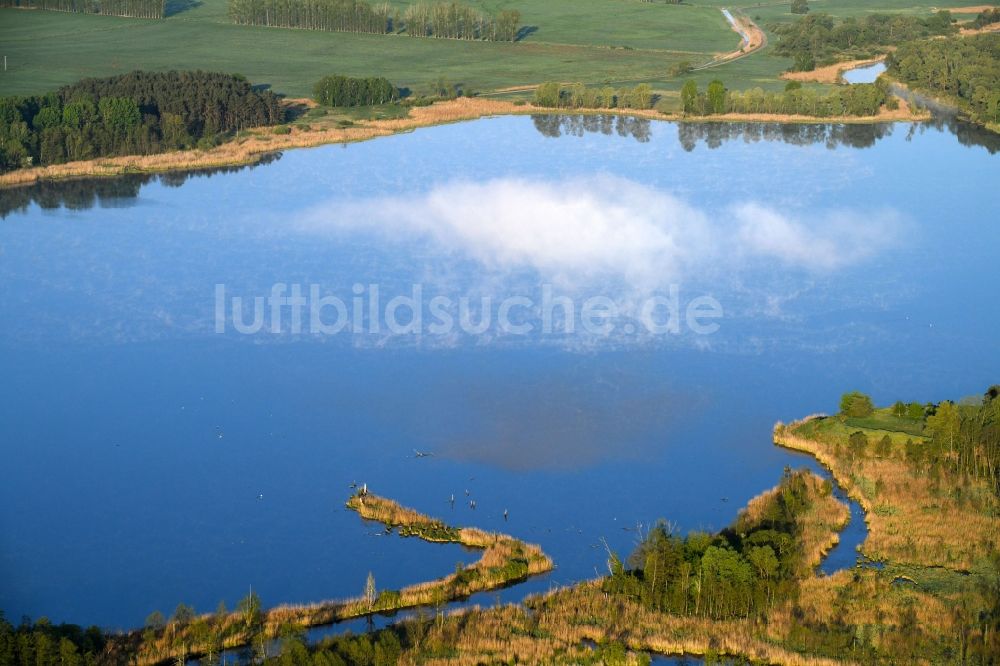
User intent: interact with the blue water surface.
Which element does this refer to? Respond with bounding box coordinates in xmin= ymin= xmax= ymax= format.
xmin=1 ymin=114 xmax=998 ymax=630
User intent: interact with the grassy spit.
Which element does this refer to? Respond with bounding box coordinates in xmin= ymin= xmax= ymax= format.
xmin=377 ymin=472 xmax=854 ymax=666
xmin=122 ymin=489 xmax=552 ymax=665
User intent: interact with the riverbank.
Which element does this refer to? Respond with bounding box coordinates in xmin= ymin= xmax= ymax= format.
xmin=0 ymin=96 xmax=931 ymax=190
xmin=120 ymin=489 xmax=552 ymax=665
xmin=382 ymin=471 xmax=855 ymax=666
xmin=774 ymin=412 xmax=999 ymax=571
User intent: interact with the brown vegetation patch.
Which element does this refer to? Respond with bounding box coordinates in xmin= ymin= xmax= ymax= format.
xmin=774 ymin=417 xmax=1000 ymax=570
xmin=124 ymin=489 xmax=552 ymax=665
xmin=781 ymin=57 xmax=886 ymax=84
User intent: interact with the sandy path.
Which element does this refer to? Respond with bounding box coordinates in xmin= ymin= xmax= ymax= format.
xmin=695 ymin=9 xmax=767 ymax=70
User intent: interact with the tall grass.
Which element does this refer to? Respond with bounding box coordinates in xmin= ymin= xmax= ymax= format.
xmin=774 ymin=416 xmax=1000 ymax=570
xmin=124 ymin=488 xmax=552 ymax=665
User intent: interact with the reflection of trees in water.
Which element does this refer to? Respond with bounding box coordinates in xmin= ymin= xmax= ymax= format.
xmin=531 ymin=114 xmax=652 ymax=142
xmin=890 ymin=84 xmax=1000 ymax=155
xmin=0 ymin=153 xmax=281 ymax=219
xmin=532 ymin=111 xmax=1000 ymax=154
xmin=676 ymin=122 xmax=896 ymax=151
xmin=903 ymin=113 xmax=1000 ymax=155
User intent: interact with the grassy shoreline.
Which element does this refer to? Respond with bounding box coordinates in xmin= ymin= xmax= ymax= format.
xmin=0 ymin=96 xmax=931 ymax=190
xmin=123 ymin=489 xmax=552 ymax=665
xmin=774 ymin=411 xmax=998 ymax=571
xmin=387 ymin=471 xmax=854 ymax=666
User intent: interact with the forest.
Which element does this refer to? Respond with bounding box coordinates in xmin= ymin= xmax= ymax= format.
xmin=0 ymin=71 xmax=283 ymax=172
xmin=771 ymin=11 xmax=956 ymax=70
xmin=971 ymin=8 xmax=1000 ymax=29
xmin=227 ymin=0 xmax=521 ymax=41
xmin=0 ymin=615 xmax=106 ymax=666
xmin=532 ymin=82 xmax=655 ymax=110
xmin=313 ymin=75 xmax=397 ymax=107
xmin=890 ymin=34 xmax=1000 ymax=128
xmin=0 ymin=0 xmax=163 ymax=17
xmin=680 ymin=79 xmax=889 ymax=117
xmin=603 ymin=468 xmax=819 ymax=620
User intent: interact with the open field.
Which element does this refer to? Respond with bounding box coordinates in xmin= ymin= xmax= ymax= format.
xmin=0 ymin=0 xmax=740 ymax=97
xmin=1 ymin=0 xmax=992 ymax=99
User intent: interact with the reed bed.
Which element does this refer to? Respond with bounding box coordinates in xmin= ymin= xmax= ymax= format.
xmin=394 ymin=583 xmax=852 ymax=666
xmin=738 ymin=469 xmax=850 ymax=574
xmin=774 ymin=417 xmax=1000 ymax=570
xmin=124 ymin=490 xmax=552 ymax=665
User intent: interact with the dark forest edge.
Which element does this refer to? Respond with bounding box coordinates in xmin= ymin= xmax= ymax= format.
xmin=888 ymin=33 xmax=1000 ymax=131
xmin=0 ymin=71 xmax=283 ymax=173
xmin=226 ymin=0 xmax=522 ymax=42
xmin=0 ymin=0 xmax=164 ymax=18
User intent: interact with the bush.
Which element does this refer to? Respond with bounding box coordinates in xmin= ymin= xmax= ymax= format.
xmin=313 ymin=75 xmax=398 ymax=107
xmin=840 ymin=391 xmax=875 ymax=417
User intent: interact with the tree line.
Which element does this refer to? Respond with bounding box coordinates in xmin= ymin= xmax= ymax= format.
xmin=0 ymin=615 xmax=106 ymax=666
xmin=838 ymin=386 xmax=1000 ymax=496
xmin=772 ymin=11 xmax=956 ymax=71
xmin=604 ymin=468 xmax=819 ymax=620
xmin=680 ymin=79 xmax=889 ymax=117
xmin=0 ymin=0 xmax=164 ymax=18
xmin=313 ymin=75 xmax=397 ymax=106
xmin=972 ymin=8 xmax=1000 ymax=29
xmin=675 ymin=121 xmax=894 ymax=152
xmin=531 ymin=114 xmax=652 ymax=142
xmin=0 ymin=71 xmax=283 ymax=172
xmin=402 ymin=2 xmax=520 ymax=41
xmin=227 ymin=0 xmax=521 ymax=41
xmin=889 ymin=34 xmax=1000 ymax=128
xmin=533 ymin=82 xmax=656 ymax=110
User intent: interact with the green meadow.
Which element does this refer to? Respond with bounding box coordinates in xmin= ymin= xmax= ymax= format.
xmin=0 ymin=0 xmax=985 ymax=99
xmin=0 ymin=0 xmax=740 ymax=97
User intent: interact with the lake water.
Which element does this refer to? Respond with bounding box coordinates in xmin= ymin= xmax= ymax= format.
xmin=842 ymin=61 xmax=887 ymax=84
xmin=1 ymin=113 xmax=999 ymax=632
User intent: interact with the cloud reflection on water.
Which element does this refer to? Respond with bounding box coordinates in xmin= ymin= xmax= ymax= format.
xmin=301 ymin=175 xmax=901 ymax=290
